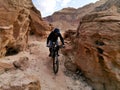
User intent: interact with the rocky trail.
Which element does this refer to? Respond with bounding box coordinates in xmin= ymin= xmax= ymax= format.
xmin=0 ymin=36 xmax=92 ymax=90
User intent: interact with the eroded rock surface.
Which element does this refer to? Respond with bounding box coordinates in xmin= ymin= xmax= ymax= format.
xmin=0 ymin=73 xmax=41 ymax=90
xmin=0 ymin=0 xmax=51 ymax=58
xmin=63 ymin=0 xmax=120 ymax=90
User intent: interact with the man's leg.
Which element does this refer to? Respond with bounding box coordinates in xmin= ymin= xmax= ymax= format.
xmin=48 ymin=40 xmax=53 ymax=57
xmin=49 ymin=48 xmax=52 ymax=56
xmin=56 ymin=41 xmax=59 ymax=56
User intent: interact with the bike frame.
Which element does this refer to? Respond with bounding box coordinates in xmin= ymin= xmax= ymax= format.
xmin=51 ymin=43 xmax=59 ymax=58
xmin=51 ymin=42 xmax=59 ymax=74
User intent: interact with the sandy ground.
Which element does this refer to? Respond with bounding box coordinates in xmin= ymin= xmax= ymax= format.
xmin=0 ymin=36 xmax=92 ymax=90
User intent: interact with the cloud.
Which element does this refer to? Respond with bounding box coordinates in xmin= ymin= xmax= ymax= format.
xmin=55 ymin=0 xmax=72 ymax=7
xmin=32 ymin=0 xmax=73 ymax=17
xmin=61 ymin=0 xmax=72 ymax=7
xmin=32 ymin=0 xmax=57 ymax=17
xmin=56 ymin=0 xmax=61 ymax=2
xmin=40 ymin=0 xmax=56 ymax=11
xmin=32 ymin=0 xmax=98 ymax=17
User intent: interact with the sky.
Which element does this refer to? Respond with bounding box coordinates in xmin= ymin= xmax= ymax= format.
xmin=32 ymin=0 xmax=99 ymax=17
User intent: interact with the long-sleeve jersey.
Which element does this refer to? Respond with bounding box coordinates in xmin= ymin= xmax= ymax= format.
xmin=47 ymin=31 xmax=64 ymax=45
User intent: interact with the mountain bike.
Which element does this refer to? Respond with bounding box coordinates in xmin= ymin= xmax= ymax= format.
xmin=50 ymin=42 xmax=64 ymax=74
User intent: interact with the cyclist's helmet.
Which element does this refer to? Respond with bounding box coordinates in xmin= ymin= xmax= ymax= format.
xmin=54 ymin=28 xmax=60 ymax=34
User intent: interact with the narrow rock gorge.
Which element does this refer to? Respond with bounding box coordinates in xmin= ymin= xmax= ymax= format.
xmin=0 ymin=0 xmax=120 ymax=90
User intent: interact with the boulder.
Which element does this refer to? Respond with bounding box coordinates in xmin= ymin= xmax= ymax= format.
xmin=63 ymin=0 xmax=120 ymax=90
xmin=0 ymin=62 xmax=14 ymax=74
xmin=0 ymin=75 xmax=41 ymax=90
xmin=13 ymin=56 xmax=29 ymax=70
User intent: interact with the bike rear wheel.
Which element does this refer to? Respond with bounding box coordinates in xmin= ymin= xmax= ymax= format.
xmin=53 ymin=55 xmax=59 ymax=74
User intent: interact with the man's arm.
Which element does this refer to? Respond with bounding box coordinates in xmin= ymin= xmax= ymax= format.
xmin=47 ymin=31 xmax=53 ymax=44
xmin=59 ymin=33 xmax=64 ymax=45
xmin=47 ymin=32 xmax=51 ymax=44
xmin=47 ymin=37 xmax=49 ymax=45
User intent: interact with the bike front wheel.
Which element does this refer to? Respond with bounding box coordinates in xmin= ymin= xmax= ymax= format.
xmin=53 ymin=55 xmax=59 ymax=74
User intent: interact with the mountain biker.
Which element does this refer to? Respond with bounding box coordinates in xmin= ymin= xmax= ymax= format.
xmin=46 ymin=28 xmax=64 ymax=57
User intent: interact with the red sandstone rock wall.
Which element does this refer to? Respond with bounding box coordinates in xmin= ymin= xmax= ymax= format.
xmin=0 ymin=0 xmax=51 ymax=58
xmin=75 ymin=12 xmax=120 ymax=90
xmin=63 ymin=0 xmax=120 ymax=90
